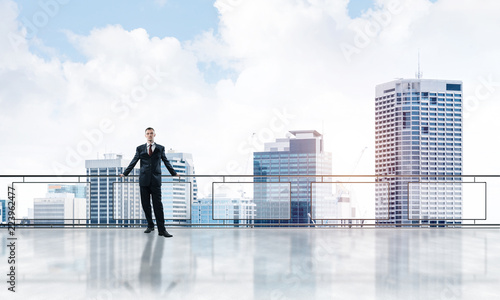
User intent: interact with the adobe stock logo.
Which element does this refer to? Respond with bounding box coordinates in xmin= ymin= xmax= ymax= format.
xmin=8 ymin=0 xmax=71 ymax=50
xmin=463 ymin=74 xmax=500 ymax=119
xmin=340 ymin=0 xmax=403 ymax=63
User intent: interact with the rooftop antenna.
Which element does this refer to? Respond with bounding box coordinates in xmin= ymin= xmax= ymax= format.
xmin=416 ymin=49 xmax=423 ymax=79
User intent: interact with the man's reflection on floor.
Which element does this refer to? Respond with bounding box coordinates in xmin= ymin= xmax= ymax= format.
xmin=139 ymin=236 xmax=165 ymax=293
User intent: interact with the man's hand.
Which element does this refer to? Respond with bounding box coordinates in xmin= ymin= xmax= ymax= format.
xmin=119 ymin=174 xmax=125 ymax=178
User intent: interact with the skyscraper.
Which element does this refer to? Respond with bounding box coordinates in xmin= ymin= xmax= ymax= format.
xmin=375 ymin=79 xmax=463 ymax=225
xmin=0 ymin=199 xmax=6 ymax=224
xmin=161 ymin=150 xmax=198 ymax=223
xmin=85 ymin=153 xmax=142 ymax=225
xmin=253 ymin=130 xmax=332 ymax=224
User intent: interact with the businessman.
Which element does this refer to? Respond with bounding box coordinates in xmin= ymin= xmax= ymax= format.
xmin=120 ymin=127 xmax=178 ymax=238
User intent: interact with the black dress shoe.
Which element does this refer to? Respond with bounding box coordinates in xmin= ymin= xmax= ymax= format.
xmin=144 ymin=227 xmax=154 ymax=233
xmin=158 ymin=231 xmax=173 ymax=238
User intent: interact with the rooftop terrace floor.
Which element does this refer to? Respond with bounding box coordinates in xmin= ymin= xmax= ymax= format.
xmin=1 ymin=227 xmax=499 ymax=300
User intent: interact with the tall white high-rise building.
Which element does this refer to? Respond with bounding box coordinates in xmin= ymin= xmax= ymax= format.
xmin=162 ymin=150 xmax=198 ymax=222
xmin=375 ymin=79 xmax=463 ymax=225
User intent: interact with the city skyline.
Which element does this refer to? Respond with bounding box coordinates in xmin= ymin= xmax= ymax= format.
xmin=7 ymin=119 xmax=486 ymax=223
xmin=1 ymin=0 xmax=499 ymax=187
xmin=1 ymin=2 xmax=499 ymax=299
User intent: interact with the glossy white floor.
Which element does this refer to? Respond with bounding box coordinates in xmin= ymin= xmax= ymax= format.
xmin=1 ymin=228 xmax=499 ymax=300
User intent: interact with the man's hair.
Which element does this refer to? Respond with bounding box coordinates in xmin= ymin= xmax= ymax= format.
xmin=145 ymin=127 xmax=155 ymax=132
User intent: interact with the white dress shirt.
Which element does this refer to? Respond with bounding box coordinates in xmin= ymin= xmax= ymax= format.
xmin=147 ymin=142 xmax=156 ymax=154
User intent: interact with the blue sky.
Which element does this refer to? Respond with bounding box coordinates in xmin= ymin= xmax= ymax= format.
xmin=347 ymin=0 xmax=437 ymax=18
xmin=16 ymin=0 xmax=385 ymax=62
xmin=16 ymin=0 xmax=220 ymax=61
xmin=347 ymin=0 xmax=377 ymax=18
xmin=14 ymin=0 xmax=426 ymax=90
xmin=14 ymin=0 xmax=387 ymax=84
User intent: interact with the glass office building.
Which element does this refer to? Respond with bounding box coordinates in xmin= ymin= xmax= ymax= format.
xmin=86 ymin=153 xmax=142 ymax=225
xmin=0 ymin=199 xmax=6 ymax=224
xmin=161 ymin=151 xmax=198 ymax=223
xmin=375 ymin=79 xmax=463 ymax=225
xmin=253 ymin=130 xmax=332 ymax=224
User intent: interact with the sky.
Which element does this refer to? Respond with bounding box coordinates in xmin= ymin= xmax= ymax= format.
xmin=1 ymin=0 xmax=500 ymax=203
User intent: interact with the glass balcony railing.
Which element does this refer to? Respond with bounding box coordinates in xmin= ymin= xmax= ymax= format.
xmin=0 ymin=174 xmax=498 ymax=227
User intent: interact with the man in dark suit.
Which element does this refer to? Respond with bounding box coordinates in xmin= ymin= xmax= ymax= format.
xmin=120 ymin=127 xmax=178 ymax=237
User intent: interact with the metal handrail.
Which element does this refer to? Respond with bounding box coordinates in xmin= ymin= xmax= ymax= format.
xmin=1 ymin=174 xmax=499 ymax=177
xmin=1 ymin=174 xmax=499 ymax=227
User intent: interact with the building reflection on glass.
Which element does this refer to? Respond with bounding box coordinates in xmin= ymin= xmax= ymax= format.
xmin=0 ymin=229 xmax=498 ymax=299
xmin=254 ymin=230 xmax=318 ymax=299
xmin=376 ymin=230 xmax=464 ymax=300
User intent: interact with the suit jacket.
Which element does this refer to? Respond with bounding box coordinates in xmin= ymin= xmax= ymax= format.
xmin=123 ymin=143 xmax=177 ymax=187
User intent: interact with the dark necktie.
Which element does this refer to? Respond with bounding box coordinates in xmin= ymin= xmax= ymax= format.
xmin=149 ymin=144 xmax=152 ymax=156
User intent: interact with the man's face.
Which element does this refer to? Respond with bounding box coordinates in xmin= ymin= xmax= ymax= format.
xmin=145 ymin=130 xmax=156 ymax=142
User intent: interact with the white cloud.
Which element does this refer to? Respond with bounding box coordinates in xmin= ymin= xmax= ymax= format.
xmin=1 ymin=0 xmax=500 ymax=198
xmin=154 ymin=0 xmax=168 ymax=7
